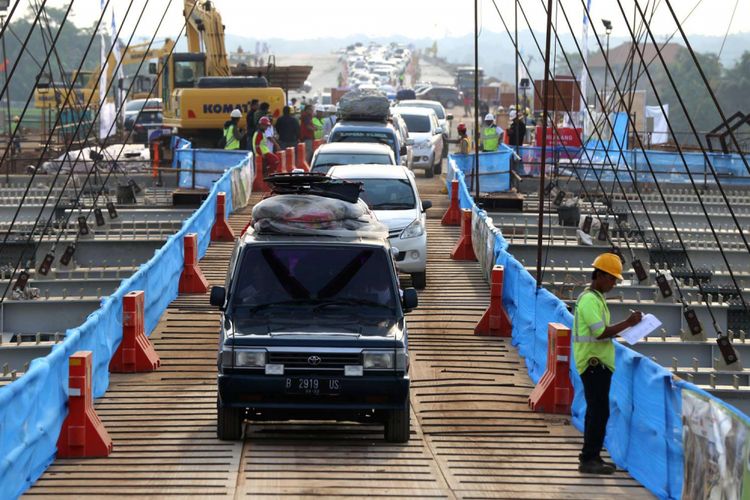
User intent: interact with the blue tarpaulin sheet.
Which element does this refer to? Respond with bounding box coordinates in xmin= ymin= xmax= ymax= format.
xmin=448 ymin=147 xmax=513 ymax=193
xmin=174 ymin=148 xmax=252 ymax=190
xmin=444 ymin=154 xmax=749 ymax=499
xmin=0 ymin=146 xmax=253 ymax=499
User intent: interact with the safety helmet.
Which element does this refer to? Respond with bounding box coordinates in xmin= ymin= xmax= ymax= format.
xmin=484 ymin=113 xmax=494 ymax=122
xmin=230 ymin=109 xmax=242 ymax=119
xmin=592 ymin=253 xmax=624 ymax=280
xmin=457 ymin=123 xmax=467 ymax=133
xmin=258 ymin=116 xmax=271 ymax=126
xmin=13 ymin=115 xmax=20 ymax=121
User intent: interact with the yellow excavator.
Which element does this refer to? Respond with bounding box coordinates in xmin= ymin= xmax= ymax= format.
xmin=34 ymin=39 xmax=176 ymax=111
xmin=159 ymin=0 xmax=286 ymax=146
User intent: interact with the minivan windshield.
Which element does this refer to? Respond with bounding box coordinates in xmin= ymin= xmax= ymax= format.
xmin=353 ymin=178 xmax=416 ymax=210
xmin=401 ymin=114 xmax=431 ymax=133
xmin=230 ymin=246 xmax=398 ymax=319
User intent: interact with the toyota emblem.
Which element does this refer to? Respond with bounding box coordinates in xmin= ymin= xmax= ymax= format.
xmin=307 ymin=355 xmax=322 ymax=366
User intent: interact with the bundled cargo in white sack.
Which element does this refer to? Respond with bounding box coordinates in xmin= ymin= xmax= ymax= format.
xmin=251 ymin=194 xmax=389 ymax=239
xmin=337 ymin=89 xmax=391 ymax=122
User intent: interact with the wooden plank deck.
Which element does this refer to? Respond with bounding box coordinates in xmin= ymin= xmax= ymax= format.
xmin=26 ymin=179 xmax=652 ymax=499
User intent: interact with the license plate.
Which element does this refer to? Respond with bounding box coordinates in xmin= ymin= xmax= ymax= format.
xmin=285 ymin=377 xmax=341 ymax=396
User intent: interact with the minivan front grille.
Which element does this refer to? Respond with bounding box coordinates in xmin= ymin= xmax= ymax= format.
xmin=268 ymin=352 xmax=362 ymax=370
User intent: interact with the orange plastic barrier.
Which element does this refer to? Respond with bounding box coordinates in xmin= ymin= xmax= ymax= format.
xmin=528 ymin=323 xmax=574 ymax=414
xmin=295 ymin=143 xmax=309 ymax=171
xmin=286 ymin=147 xmax=296 ymax=172
xmin=441 ymin=179 xmax=461 ymax=226
xmin=279 ymin=149 xmax=287 ymax=172
xmin=57 ymin=351 xmax=113 ymax=458
xmin=475 ymin=265 xmax=511 ymax=336
xmin=252 ymin=155 xmax=268 ymax=192
xmin=110 ymin=291 xmax=160 ymax=373
xmin=313 ymin=139 xmax=324 ymax=152
xmin=450 ymin=209 xmax=477 ymax=261
xmin=211 ymin=192 xmax=235 ymax=242
xmin=178 ymin=233 xmax=209 ymax=294
xmin=150 ymin=142 xmax=159 ymax=178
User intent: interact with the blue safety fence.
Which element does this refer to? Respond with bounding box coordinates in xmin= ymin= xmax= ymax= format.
xmin=0 ymin=147 xmax=254 ymax=498
xmin=174 ymin=147 xmax=252 ymax=190
xmin=446 ymin=145 xmax=513 ymax=192
xmin=446 ymin=154 xmax=750 ymax=499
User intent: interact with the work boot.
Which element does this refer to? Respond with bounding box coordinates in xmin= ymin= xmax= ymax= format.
xmin=578 ymin=460 xmax=616 ymax=475
xmin=597 ymin=457 xmax=615 ymax=468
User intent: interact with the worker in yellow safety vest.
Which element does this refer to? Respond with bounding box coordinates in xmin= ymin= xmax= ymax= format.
xmin=251 ymin=116 xmax=281 ymax=174
xmin=480 ymin=113 xmax=503 ymax=152
xmin=573 ymin=252 xmax=642 ymax=475
xmin=223 ymin=109 xmax=243 ymax=150
xmin=312 ymin=107 xmax=325 ymax=140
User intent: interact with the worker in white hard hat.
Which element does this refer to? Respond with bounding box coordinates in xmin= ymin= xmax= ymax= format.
xmin=480 ymin=112 xmax=504 ymax=152
xmin=223 ymin=108 xmax=243 ymax=150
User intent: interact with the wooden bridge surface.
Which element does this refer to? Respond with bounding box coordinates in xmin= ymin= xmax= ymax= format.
xmin=26 ymin=177 xmax=652 ymax=499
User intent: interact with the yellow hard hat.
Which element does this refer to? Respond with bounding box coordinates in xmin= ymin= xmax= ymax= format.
xmin=592 ymin=253 xmax=623 ymax=280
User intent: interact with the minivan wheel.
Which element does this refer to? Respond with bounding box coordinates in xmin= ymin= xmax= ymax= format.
xmin=217 ymin=401 xmax=244 ymax=441
xmin=384 ymin=399 xmax=410 ymax=443
xmin=411 ymin=272 xmax=426 ymax=289
xmin=433 ymin=156 xmax=443 ymax=175
xmin=424 ymin=166 xmax=434 ymax=178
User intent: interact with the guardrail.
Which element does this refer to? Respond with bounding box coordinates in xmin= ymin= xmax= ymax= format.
xmin=0 ymin=143 xmax=254 ymax=498
xmin=445 ymin=154 xmax=750 ymax=499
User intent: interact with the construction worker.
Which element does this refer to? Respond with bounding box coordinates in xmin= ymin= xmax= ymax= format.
xmin=480 ymin=113 xmax=503 ymax=152
xmin=223 ymin=109 xmax=243 ymax=150
xmin=299 ymin=104 xmax=315 ymax=163
xmin=446 ymin=123 xmax=471 ymax=154
xmin=252 ymin=116 xmax=280 ymax=175
xmin=507 ymin=108 xmax=526 ymax=147
xmin=312 ymin=107 xmax=325 ymax=141
xmin=574 ymin=253 xmax=642 ymax=475
xmin=11 ymin=116 xmax=21 ymax=155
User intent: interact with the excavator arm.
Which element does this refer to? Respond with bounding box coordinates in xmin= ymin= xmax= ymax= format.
xmin=183 ymin=0 xmax=230 ymax=76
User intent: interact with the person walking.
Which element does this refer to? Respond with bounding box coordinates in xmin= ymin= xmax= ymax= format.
xmin=275 ymin=106 xmax=300 ymax=150
xmin=312 ymin=107 xmax=325 ymax=141
xmin=480 ymin=113 xmax=503 ymax=152
xmin=252 ymin=116 xmax=280 ymax=175
xmin=445 ymin=122 xmax=471 ymax=154
xmin=462 ymin=92 xmax=472 ymax=117
xmin=299 ymin=104 xmax=315 ymax=163
xmin=507 ymin=109 xmax=526 ymax=147
xmin=223 ymin=109 xmax=243 ymax=150
xmin=574 ymin=253 xmax=642 ymax=475
xmin=243 ymin=99 xmax=259 ymax=148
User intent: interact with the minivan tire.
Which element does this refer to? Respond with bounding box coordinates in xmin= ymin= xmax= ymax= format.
xmin=217 ymin=401 xmax=244 ymax=441
xmin=384 ymin=399 xmax=410 ymax=443
xmin=411 ymin=271 xmax=426 ymax=289
xmin=424 ymin=166 xmax=434 ymax=178
xmin=433 ymin=156 xmax=442 ymax=175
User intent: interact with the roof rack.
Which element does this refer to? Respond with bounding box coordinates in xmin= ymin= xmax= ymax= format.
xmin=265 ymin=173 xmax=362 ymax=204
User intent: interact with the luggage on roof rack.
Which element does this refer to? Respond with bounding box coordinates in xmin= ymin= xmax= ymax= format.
xmin=338 ymin=89 xmax=390 ymax=122
xmin=253 ymin=174 xmax=388 ymax=239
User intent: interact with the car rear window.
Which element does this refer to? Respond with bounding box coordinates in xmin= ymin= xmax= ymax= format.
xmin=401 ymin=114 xmax=431 ymax=133
xmin=312 ymin=153 xmax=393 ymax=169
xmin=330 ymin=130 xmax=397 ymax=153
xmin=350 ymin=178 xmax=416 ymax=210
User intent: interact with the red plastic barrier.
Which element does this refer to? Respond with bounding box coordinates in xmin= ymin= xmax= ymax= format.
xmin=178 ymin=233 xmax=209 ymax=294
xmin=313 ymin=139 xmax=324 ymax=152
xmin=252 ymin=155 xmax=268 ymax=192
xmin=441 ymin=179 xmax=461 ymax=226
xmin=295 ymin=143 xmax=309 ymax=171
xmin=110 ymin=291 xmax=161 ymax=373
xmin=286 ymin=147 xmax=296 ymax=172
xmin=475 ymin=265 xmax=511 ymax=337
xmin=450 ymin=209 xmax=476 ymax=261
xmin=528 ymin=322 xmax=574 ymax=414
xmin=57 ymin=351 xmax=113 ymax=458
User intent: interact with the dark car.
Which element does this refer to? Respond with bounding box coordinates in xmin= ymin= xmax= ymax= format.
xmin=211 ymin=176 xmax=417 ymax=443
xmin=124 ymin=109 xmax=164 ymax=144
xmin=416 ymin=86 xmax=461 ymax=108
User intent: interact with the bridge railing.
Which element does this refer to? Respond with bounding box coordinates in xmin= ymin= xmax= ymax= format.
xmin=446 ymin=154 xmax=750 ymax=499
xmin=0 ymin=144 xmax=254 ymax=498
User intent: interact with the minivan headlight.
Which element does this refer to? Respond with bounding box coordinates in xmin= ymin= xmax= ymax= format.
xmin=363 ymin=351 xmax=394 ymax=369
xmin=400 ymin=218 xmax=424 ymax=239
xmin=234 ymin=349 xmax=266 ymax=367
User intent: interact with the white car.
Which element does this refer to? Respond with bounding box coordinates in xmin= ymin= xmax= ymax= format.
xmin=327 ymin=164 xmax=431 ymax=289
xmin=392 ymin=106 xmax=444 ymax=178
xmin=310 ymin=143 xmax=397 ymax=174
xmin=397 ymin=99 xmax=453 ymax=139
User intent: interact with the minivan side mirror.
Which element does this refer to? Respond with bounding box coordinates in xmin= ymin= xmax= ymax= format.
xmin=434 ymin=127 xmax=443 ymax=135
xmin=446 ymin=113 xmax=454 ymax=121
xmin=405 ymin=138 xmax=415 ymax=146
xmin=402 ymin=288 xmax=418 ymax=312
xmin=400 ymin=145 xmax=407 ymax=156
xmin=421 ymin=200 xmax=432 ymax=211
xmin=210 ymin=286 xmax=226 ymax=308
